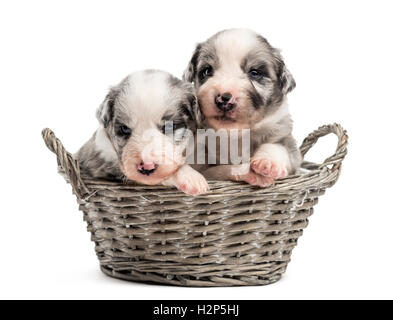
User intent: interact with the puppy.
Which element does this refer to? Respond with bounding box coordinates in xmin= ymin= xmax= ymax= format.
xmin=76 ymin=70 xmax=209 ymax=195
xmin=183 ymin=29 xmax=302 ymax=187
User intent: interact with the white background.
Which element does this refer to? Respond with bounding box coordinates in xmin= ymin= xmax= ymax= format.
xmin=1 ymin=0 xmax=392 ymax=300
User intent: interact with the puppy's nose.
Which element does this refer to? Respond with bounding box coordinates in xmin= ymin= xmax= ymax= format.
xmin=221 ymin=92 xmax=232 ymax=103
xmin=215 ymin=92 xmax=235 ymax=112
xmin=137 ymin=162 xmax=158 ymax=176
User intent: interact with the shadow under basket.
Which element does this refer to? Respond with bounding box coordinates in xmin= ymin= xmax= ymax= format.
xmin=42 ymin=123 xmax=348 ymax=287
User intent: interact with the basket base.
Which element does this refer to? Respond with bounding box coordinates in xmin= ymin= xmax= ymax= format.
xmin=100 ymin=265 xmax=284 ymax=287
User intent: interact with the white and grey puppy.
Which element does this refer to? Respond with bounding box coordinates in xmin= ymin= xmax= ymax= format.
xmin=183 ymin=29 xmax=302 ymax=187
xmin=76 ymin=70 xmax=209 ymax=195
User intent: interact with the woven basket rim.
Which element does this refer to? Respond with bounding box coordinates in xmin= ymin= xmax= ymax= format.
xmin=43 ymin=123 xmax=348 ymax=199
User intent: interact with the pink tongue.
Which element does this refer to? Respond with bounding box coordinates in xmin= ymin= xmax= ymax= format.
xmin=139 ymin=163 xmax=156 ymax=170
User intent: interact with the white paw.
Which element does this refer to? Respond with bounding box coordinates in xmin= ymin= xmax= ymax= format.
xmin=164 ymin=166 xmax=210 ymax=196
xmin=177 ymin=169 xmax=210 ymax=196
xmin=251 ymin=157 xmax=288 ymax=180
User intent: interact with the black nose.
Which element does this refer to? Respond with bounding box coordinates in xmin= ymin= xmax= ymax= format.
xmin=137 ymin=162 xmax=158 ymax=176
xmin=221 ymin=92 xmax=232 ymax=103
xmin=215 ymin=92 xmax=235 ymax=112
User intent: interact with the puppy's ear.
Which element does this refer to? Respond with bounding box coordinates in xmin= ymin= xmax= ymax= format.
xmin=182 ymin=44 xmax=201 ymax=83
xmin=189 ymin=95 xmax=204 ymax=126
xmin=182 ymin=82 xmax=203 ymax=125
xmin=96 ymin=88 xmax=118 ymax=128
xmin=273 ymin=49 xmax=296 ymax=94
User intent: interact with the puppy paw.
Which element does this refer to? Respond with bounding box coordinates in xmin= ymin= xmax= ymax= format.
xmin=165 ymin=165 xmax=210 ymax=196
xmin=251 ymin=157 xmax=288 ymax=180
xmin=235 ymin=171 xmax=275 ymax=188
xmin=178 ymin=170 xmax=210 ymax=196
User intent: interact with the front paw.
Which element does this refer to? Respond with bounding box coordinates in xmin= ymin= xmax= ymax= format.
xmin=178 ymin=171 xmax=209 ymax=196
xmin=251 ymin=157 xmax=288 ymax=179
xmin=174 ymin=167 xmax=209 ymax=196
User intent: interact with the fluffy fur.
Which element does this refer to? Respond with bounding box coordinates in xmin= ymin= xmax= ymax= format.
xmin=183 ymin=29 xmax=302 ymax=186
xmin=76 ymin=70 xmax=209 ymax=195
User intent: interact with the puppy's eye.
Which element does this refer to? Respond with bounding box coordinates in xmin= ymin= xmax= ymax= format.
xmin=162 ymin=121 xmax=186 ymax=134
xmin=162 ymin=122 xmax=173 ymax=134
xmin=174 ymin=122 xmax=186 ymax=131
xmin=117 ymin=124 xmax=131 ymax=137
xmin=249 ymin=69 xmax=263 ymax=79
xmin=200 ymin=66 xmax=213 ymax=79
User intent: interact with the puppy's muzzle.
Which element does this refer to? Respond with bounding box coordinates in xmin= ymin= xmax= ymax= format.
xmin=215 ymin=92 xmax=236 ymax=112
xmin=137 ymin=162 xmax=158 ymax=176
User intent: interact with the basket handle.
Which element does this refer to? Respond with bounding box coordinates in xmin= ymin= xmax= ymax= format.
xmin=299 ymin=123 xmax=348 ymax=172
xmin=42 ymin=128 xmax=90 ymax=199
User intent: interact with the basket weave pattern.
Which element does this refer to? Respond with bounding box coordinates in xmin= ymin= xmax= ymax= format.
xmin=43 ymin=123 xmax=348 ymax=287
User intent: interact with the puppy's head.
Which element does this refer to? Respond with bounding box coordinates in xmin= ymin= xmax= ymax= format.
xmin=97 ymin=70 xmax=199 ymax=185
xmin=183 ymin=29 xmax=295 ymax=130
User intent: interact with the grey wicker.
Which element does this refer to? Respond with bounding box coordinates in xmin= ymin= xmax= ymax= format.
xmin=42 ymin=123 xmax=348 ymax=287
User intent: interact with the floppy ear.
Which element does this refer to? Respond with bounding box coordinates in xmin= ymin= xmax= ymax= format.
xmin=182 ymin=44 xmax=201 ymax=83
xmin=190 ymin=95 xmax=204 ymax=126
xmin=96 ymin=88 xmax=119 ymax=128
xmin=273 ymin=49 xmax=296 ymax=94
xmin=181 ymin=82 xmax=204 ymax=126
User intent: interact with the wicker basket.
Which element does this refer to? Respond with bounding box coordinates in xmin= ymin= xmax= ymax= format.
xmin=42 ymin=123 xmax=348 ymax=287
